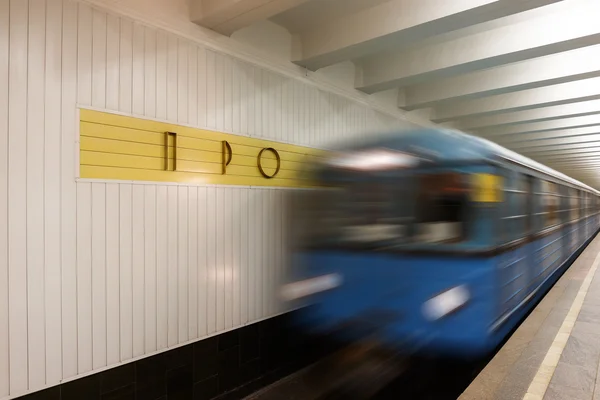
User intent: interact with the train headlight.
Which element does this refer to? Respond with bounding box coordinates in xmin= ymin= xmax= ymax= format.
xmin=280 ymin=274 xmax=343 ymax=301
xmin=422 ymin=285 xmax=470 ymax=321
xmin=327 ymin=149 xmax=419 ymax=171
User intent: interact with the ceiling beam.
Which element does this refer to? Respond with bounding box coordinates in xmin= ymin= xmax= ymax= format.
xmin=515 ymin=141 xmax=600 ymax=152
xmin=190 ymin=0 xmax=311 ymax=35
xmin=432 ymin=77 xmax=600 ymax=122
xmin=456 ymin=99 xmax=600 ymax=130
xmin=355 ymin=0 xmax=600 ymax=93
xmin=501 ymin=133 xmax=600 ymax=148
xmin=521 ymin=146 xmax=600 ymax=157
xmin=475 ymin=115 xmax=600 ymax=136
xmin=533 ymin=153 xmax=600 ymax=162
xmin=292 ymin=0 xmax=561 ymax=70
xmin=493 ymin=126 xmax=600 ymax=144
xmin=402 ymin=44 xmax=600 ymax=110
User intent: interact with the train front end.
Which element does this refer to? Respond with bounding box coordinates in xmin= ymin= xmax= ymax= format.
xmin=283 ymin=132 xmax=504 ymax=359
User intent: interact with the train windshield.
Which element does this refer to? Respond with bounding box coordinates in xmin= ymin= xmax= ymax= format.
xmin=295 ymin=170 xmax=472 ymax=249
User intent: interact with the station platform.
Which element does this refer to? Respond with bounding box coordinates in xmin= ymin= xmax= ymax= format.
xmin=460 ymin=233 xmax=600 ymax=400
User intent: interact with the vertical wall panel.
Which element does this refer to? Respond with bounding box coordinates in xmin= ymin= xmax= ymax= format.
xmin=167 ymin=186 xmax=178 ymax=346
xmin=144 ymin=185 xmax=157 ymax=353
xmin=105 ymin=183 xmax=120 ymax=366
xmin=91 ymin=183 xmax=107 ymax=369
xmin=206 ymin=187 xmax=216 ymax=334
xmin=156 ymin=186 xmax=168 ymax=350
xmin=0 ymin=0 xmax=9 ymax=395
xmin=240 ymin=189 xmax=249 ymax=324
xmin=274 ymin=191 xmax=282 ymax=314
xmin=215 ymin=188 xmax=225 ymax=331
xmin=188 ymin=45 xmax=198 ymax=128
xmin=8 ymin=0 xmax=29 ymax=393
xmin=197 ymin=47 xmax=206 ymax=128
xmin=223 ymin=189 xmax=233 ymax=329
xmin=281 ymin=77 xmax=289 ymax=142
xmin=27 ymin=0 xmax=47 ymax=388
xmin=223 ymin=56 xmax=233 ymax=132
xmin=76 ymin=182 xmax=93 ymax=373
xmin=61 ymin=0 xmax=78 ymax=379
xmin=177 ymin=40 xmax=188 ymax=124
xmin=215 ymin=53 xmax=224 ymax=131
xmin=196 ymin=187 xmax=207 ymax=337
xmin=312 ymin=87 xmax=319 ymax=146
xmin=247 ymin=189 xmax=256 ymax=322
xmin=239 ymin=60 xmax=248 ymax=135
xmin=166 ymin=36 xmax=178 ymax=124
xmin=246 ymin=63 xmax=256 ymax=136
xmin=274 ymin=75 xmax=282 ymax=142
xmin=177 ymin=186 xmax=189 ymax=343
xmin=106 ymin=14 xmax=120 ymax=111
xmin=155 ymin=31 xmax=167 ymax=121
xmin=119 ymin=184 xmax=133 ymax=361
xmin=261 ymin=70 xmax=269 ymax=140
xmin=266 ymin=191 xmax=274 ymax=315
xmin=132 ymin=23 xmax=145 ymax=116
xmin=254 ymin=67 xmax=262 ymax=138
xmin=294 ymin=81 xmax=302 ymax=144
xmin=205 ymin=50 xmax=216 ymax=129
xmin=254 ymin=190 xmax=263 ymax=319
xmin=188 ymin=187 xmax=198 ymax=339
xmin=119 ymin=18 xmax=133 ymax=114
xmin=77 ymin=3 xmax=92 ymax=106
xmin=232 ymin=60 xmax=241 ymax=135
xmin=132 ymin=185 xmax=145 ymax=357
xmin=44 ymin=0 xmax=63 ymax=384
xmin=144 ymin=27 xmax=157 ymax=119
xmin=232 ymin=189 xmax=241 ymax=327
xmin=91 ymin=9 xmax=106 ymax=109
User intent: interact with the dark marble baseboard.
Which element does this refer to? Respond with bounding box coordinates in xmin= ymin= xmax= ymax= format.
xmin=17 ymin=311 xmax=327 ymax=400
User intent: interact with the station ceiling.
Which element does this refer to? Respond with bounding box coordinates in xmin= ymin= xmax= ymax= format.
xmin=190 ymin=0 xmax=600 ymax=187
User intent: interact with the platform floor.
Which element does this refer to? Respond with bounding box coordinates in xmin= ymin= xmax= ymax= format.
xmin=460 ymin=234 xmax=600 ymax=400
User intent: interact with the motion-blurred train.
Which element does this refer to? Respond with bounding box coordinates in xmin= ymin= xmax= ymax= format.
xmin=283 ymin=127 xmax=600 ymax=360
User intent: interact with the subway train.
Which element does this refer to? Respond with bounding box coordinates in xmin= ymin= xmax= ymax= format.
xmin=283 ymin=127 xmax=600 ymax=361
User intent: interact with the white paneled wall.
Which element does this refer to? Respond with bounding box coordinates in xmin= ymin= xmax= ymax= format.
xmin=0 ymin=0 xmax=409 ymax=398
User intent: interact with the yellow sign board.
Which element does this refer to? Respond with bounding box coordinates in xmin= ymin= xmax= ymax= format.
xmin=472 ymin=173 xmax=503 ymax=203
xmin=79 ymin=109 xmax=325 ymax=187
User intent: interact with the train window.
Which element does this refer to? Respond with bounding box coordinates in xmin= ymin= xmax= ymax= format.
xmin=500 ymin=171 xmax=528 ymax=242
xmin=571 ymin=189 xmax=580 ymax=220
xmin=342 ymin=180 xmax=409 ymax=242
xmin=557 ymin=185 xmax=570 ymax=224
xmin=415 ymin=172 xmax=469 ymax=243
xmin=540 ymin=180 xmax=560 ymax=228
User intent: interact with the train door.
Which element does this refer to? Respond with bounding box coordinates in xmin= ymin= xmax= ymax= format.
xmin=559 ymin=185 xmax=569 ymax=263
xmin=572 ymin=189 xmax=580 ymax=250
xmin=524 ymin=175 xmax=534 ymax=285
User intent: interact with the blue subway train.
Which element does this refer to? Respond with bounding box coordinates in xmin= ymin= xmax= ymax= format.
xmin=283 ymin=127 xmax=600 ymax=359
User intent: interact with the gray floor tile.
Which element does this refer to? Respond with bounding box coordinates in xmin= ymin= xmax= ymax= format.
xmin=577 ymin=307 xmax=600 ymax=324
xmin=494 ymin=360 xmax=540 ymax=400
xmin=545 ymin=381 xmax=593 ymax=400
xmin=560 ymin=333 xmax=600 ymax=369
xmin=573 ymin=320 xmax=600 ymax=336
xmin=545 ymin=382 xmax=593 ymax=400
xmin=550 ymin=362 xmax=596 ymax=394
